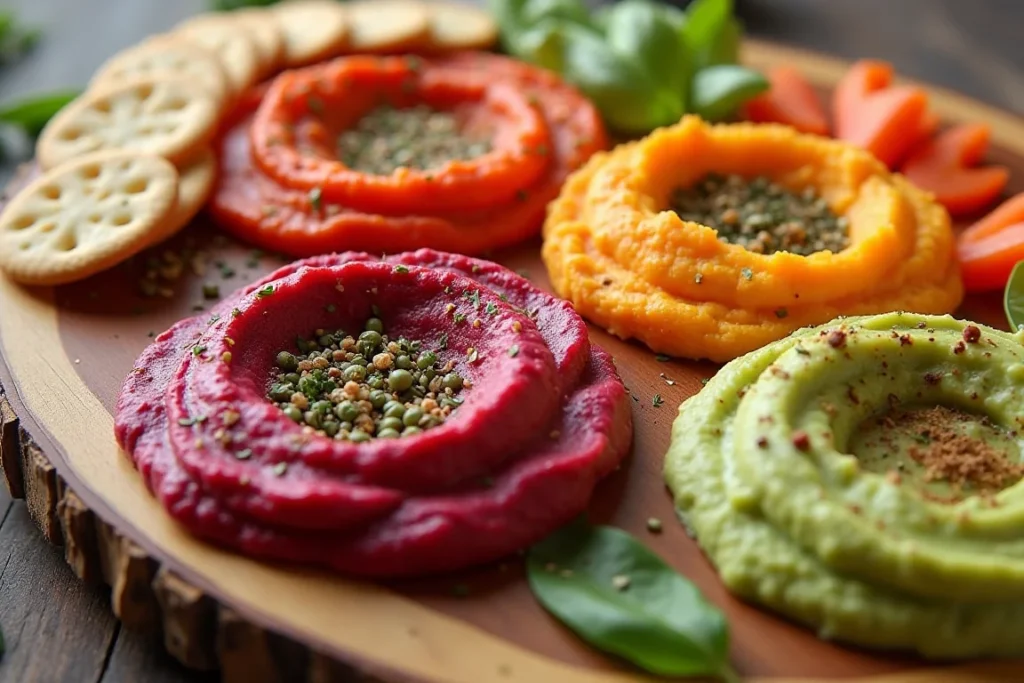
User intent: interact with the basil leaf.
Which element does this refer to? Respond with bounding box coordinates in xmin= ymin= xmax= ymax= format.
xmin=520 ymin=0 xmax=592 ymax=28
xmin=510 ymin=17 xmax=572 ymax=72
xmin=690 ymin=65 xmax=767 ymax=121
xmin=527 ymin=521 xmax=735 ymax=679
xmin=559 ymin=25 xmax=667 ymax=133
xmin=488 ymin=0 xmax=531 ymax=34
xmin=0 ymin=90 xmax=79 ymax=137
xmin=703 ymin=16 xmax=742 ymax=67
xmin=682 ymin=0 xmax=732 ymax=69
xmin=604 ymin=0 xmax=691 ymax=110
xmin=1003 ymin=261 xmax=1024 ymax=332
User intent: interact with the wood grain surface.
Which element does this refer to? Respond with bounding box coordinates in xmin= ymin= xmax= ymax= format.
xmin=0 ymin=1 xmax=1023 ymax=682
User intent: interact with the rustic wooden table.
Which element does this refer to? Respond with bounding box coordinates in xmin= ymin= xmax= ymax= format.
xmin=0 ymin=1 xmax=1021 ymax=681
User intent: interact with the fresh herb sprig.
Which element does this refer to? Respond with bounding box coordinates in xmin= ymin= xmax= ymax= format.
xmin=0 ymin=10 xmax=40 ymax=65
xmin=491 ymin=0 xmax=767 ymax=134
xmin=527 ymin=518 xmax=737 ymax=681
xmin=1003 ymin=261 xmax=1024 ymax=332
xmin=0 ymin=90 xmax=79 ymax=138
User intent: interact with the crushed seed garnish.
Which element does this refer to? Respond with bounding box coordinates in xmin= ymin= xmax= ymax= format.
xmin=670 ymin=173 xmax=849 ymax=256
xmin=266 ymin=318 xmax=465 ymax=441
xmin=337 ymin=105 xmax=492 ymax=176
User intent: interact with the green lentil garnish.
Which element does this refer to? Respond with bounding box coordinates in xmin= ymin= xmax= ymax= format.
xmin=257 ymin=285 xmax=275 ymax=298
xmin=192 ymin=345 xmax=206 ymax=357
xmin=265 ymin=318 xmax=464 ymax=441
xmin=653 ymin=394 xmax=664 ymax=407
xmin=337 ymin=105 xmax=492 ymax=176
xmin=309 ymin=187 xmax=323 ymax=212
xmin=231 ymin=308 xmax=242 ymax=318
xmin=655 ymin=354 xmax=671 ymax=362
xmin=394 ymin=265 xmax=410 ymax=274
xmin=670 ymin=173 xmax=850 ymax=256
xmin=741 ymin=268 xmax=753 ymax=281
xmin=508 ymin=345 xmax=519 ymax=358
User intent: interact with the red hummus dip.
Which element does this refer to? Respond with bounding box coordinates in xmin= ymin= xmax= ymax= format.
xmin=115 ymin=250 xmax=632 ymax=576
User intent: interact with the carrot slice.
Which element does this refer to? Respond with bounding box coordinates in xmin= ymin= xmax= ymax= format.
xmin=903 ymin=123 xmax=1009 ymax=216
xmin=958 ymin=192 xmax=1024 ymax=244
xmin=742 ymin=66 xmax=829 ymax=136
xmin=958 ymin=222 xmax=1024 ymax=292
xmin=833 ymin=60 xmax=928 ymax=168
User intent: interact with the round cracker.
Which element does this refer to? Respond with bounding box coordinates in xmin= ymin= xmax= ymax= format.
xmin=425 ymin=2 xmax=498 ymax=51
xmin=0 ymin=151 xmax=179 ymax=286
xmin=147 ymin=148 xmax=217 ymax=248
xmin=37 ymin=76 xmax=220 ymax=171
xmin=174 ymin=14 xmax=261 ymax=94
xmin=345 ymin=0 xmax=430 ymax=53
xmin=90 ymin=35 xmax=231 ymax=108
xmin=270 ymin=0 xmax=349 ymax=67
xmin=230 ymin=9 xmax=286 ymax=77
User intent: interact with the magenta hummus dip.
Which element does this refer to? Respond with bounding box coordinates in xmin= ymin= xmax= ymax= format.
xmin=115 ymin=249 xmax=633 ymax=576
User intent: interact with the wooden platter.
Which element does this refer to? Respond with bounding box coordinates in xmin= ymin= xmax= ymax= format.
xmin=3 ymin=40 xmax=1024 ymax=683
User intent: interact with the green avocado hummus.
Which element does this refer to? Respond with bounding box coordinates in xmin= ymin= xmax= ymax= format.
xmin=665 ymin=312 xmax=1024 ymax=659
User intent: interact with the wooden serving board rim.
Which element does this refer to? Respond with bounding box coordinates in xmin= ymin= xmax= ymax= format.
xmin=3 ymin=39 xmax=1024 ymax=683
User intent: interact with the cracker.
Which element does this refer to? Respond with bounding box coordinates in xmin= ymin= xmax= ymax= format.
xmin=147 ymin=149 xmax=217 ymax=247
xmin=270 ymin=0 xmax=349 ymax=67
xmin=231 ymin=8 xmax=286 ymax=77
xmin=425 ymin=2 xmax=498 ymax=52
xmin=90 ymin=35 xmax=231 ymax=107
xmin=345 ymin=0 xmax=430 ymax=53
xmin=37 ymin=77 xmax=220 ymax=171
xmin=0 ymin=151 xmax=179 ymax=286
xmin=174 ymin=14 xmax=261 ymax=94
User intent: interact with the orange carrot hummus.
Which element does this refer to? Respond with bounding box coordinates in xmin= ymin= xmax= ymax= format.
xmin=542 ymin=116 xmax=963 ymax=361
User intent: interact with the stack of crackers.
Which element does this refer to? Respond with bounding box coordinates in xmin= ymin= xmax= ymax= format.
xmin=0 ymin=0 xmax=498 ymax=286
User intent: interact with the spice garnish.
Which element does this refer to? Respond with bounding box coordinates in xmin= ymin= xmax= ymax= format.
xmin=337 ymin=105 xmax=492 ymax=175
xmin=266 ymin=318 xmax=464 ymax=441
xmin=652 ymin=394 xmax=664 ymax=407
xmin=670 ymin=173 xmax=850 ymax=256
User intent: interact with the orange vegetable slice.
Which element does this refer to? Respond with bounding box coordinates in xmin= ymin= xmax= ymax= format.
xmin=833 ymin=60 xmax=928 ymax=169
xmin=956 ymin=192 xmax=1024 ymax=292
xmin=742 ymin=66 xmax=829 ymax=136
xmin=958 ymin=222 xmax=1024 ymax=293
xmin=542 ymin=116 xmax=962 ymax=361
xmin=903 ymin=123 xmax=1009 ymax=216
xmin=960 ymin=192 xmax=1024 ymax=244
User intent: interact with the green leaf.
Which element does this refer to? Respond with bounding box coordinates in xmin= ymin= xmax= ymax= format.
xmin=0 ymin=9 xmax=40 ymax=65
xmin=1003 ymin=261 xmax=1024 ymax=332
xmin=510 ymin=17 xmax=572 ymax=72
xmin=690 ymin=64 xmax=767 ymax=121
xmin=520 ymin=0 xmax=592 ymax=28
xmin=704 ymin=16 xmax=742 ymax=67
xmin=527 ymin=520 xmax=734 ymax=679
xmin=559 ymin=25 xmax=667 ymax=133
xmin=0 ymin=90 xmax=80 ymax=138
xmin=682 ymin=0 xmax=733 ymax=69
xmin=604 ymin=0 xmax=691 ymax=112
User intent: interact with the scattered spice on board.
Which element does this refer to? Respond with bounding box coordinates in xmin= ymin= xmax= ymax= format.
xmin=670 ymin=173 xmax=849 ymax=256
xmin=337 ymin=105 xmax=492 ymax=176
xmin=266 ymin=318 xmax=465 ymax=441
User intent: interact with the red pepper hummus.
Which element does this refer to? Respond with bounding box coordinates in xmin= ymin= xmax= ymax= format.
xmin=114 ymin=250 xmax=632 ymax=576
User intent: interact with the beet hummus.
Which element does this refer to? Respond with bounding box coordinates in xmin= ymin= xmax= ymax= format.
xmin=115 ymin=249 xmax=633 ymax=576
